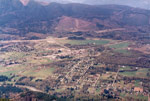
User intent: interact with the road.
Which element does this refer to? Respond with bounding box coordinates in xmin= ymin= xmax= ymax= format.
xmin=16 ymin=85 xmax=44 ymax=93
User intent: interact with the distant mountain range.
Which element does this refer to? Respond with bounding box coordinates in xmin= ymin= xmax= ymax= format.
xmin=38 ymin=0 xmax=150 ymax=10
xmin=0 ymin=0 xmax=150 ymax=36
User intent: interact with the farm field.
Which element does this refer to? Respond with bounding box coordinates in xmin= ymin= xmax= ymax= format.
xmin=67 ymin=39 xmax=110 ymax=45
xmin=119 ymin=68 xmax=150 ymax=78
xmin=109 ymin=42 xmax=130 ymax=49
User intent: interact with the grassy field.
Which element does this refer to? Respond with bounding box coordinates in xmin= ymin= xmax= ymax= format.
xmin=27 ymin=58 xmax=52 ymax=66
xmin=55 ymin=88 xmax=65 ymax=93
xmin=67 ymin=40 xmax=110 ymax=45
xmin=96 ymin=88 xmax=101 ymax=93
xmin=109 ymin=42 xmax=129 ymax=49
xmin=0 ymin=47 xmax=53 ymax=76
xmin=0 ymin=70 xmax=18 ymax=78
xmin=55 ymin=37 xmax=110 ymax=45
xmin=119 ymin=71 xmax=137 ymax=77
xmin=120 ymin=66 xmax=132 ymax=71
xmin=114 ymin=49 xmax=130 ymax=54
xmin=108 ymin=42 xmax=131 ymax=54
xmin=119 ymin=68 xmax=150 ymax=78
xmin=120 ymin=93 xmax=148 ymax=101
xmin=3 ymin=52 xmax=27 ymax=60
xmin=134 ymin=80 xmax=141 ymax=87
xmin=23 ymin=67 xmax=55 ymax=79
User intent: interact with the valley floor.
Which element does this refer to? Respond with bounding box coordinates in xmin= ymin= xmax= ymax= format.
xmin=0 ymin=36 xmax=149 ymax=100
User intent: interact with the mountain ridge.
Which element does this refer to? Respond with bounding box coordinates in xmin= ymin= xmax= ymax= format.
xmin=0 ymin=0 xmax=150 ymax=37
xmin=38 ymin=0 xmax=150 ymax=10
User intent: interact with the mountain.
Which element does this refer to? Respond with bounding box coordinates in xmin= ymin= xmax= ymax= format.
xmin=20 ymin=0 xmax=30 ymax=6
xmin=39 ymin=0 xmax=150 ymax=10
xmin=0 ymin=0 xmax=150 ymax=37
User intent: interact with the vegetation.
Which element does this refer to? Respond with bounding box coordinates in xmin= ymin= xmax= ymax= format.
xmin=119 ymin=68 xmax=150 ymax=78
xmin=68 ymin=39 xmax=110 ymax=45
xmin=0 ymin=85 xmax=23 ymax=98
xmin=114 ymin=49 xmax=130 ymax=54
xmin=0 ymin=75 xmax=8 ymax=82
xmin=109 ymin=42 xmax=129 ymax=49
xmin=68 ymin=36 xmax=85 ymax=40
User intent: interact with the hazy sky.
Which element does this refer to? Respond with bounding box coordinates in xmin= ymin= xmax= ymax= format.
xmin=37 ymin=0 xmax=150 ymax=9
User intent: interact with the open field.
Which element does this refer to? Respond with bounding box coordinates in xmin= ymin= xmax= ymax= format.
xmin=67 ymin=39 xmax=110 ymax=45
xmin=23 ymin=67 xmax=55 ymax=79
xmin=119 ymin=68 xmax=150 ymax=78
xmin=52 ymin=37 xmax=110 ymax=45
xmin=109 ymin=42 xmax=129 ymax=49
xmin=120 ymin=93 xmax=148 ymax=101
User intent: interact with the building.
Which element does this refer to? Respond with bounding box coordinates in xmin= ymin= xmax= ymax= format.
xmin=134 ymin=87 xmax=143 ymax=93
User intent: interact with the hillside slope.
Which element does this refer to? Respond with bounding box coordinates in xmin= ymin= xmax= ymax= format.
xmin=0 ymin=0 xmax=150 ymax=37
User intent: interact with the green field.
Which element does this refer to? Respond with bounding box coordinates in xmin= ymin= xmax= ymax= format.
xmin=134 ymin=80 xmax=141 ymax=87
xmin=119 ymin=68 xmax=150 ymax=78
xmin=23 ymin=67 xmax=55 ymax=79
xmin=96 ymin=88 xmax=101 ymax=93
xmin=67 ymin=39 xmax=110 ymax=45
xmin=108 ymin=42 xmax=131 ymax=54
xmin=120 ymin=66 xmax=132 ymax=71
xmin=0 ymin=70 xmax=18 ymax=78
xmin=109 ymin=42 xmax=129 ymax=49
xmin=120 ymin=93 xmax=148 ymax=101
xmin=119 ymin=71 xmax=137 ymax=77
xmin=114 ymin=49 xmax=130 ymax=54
